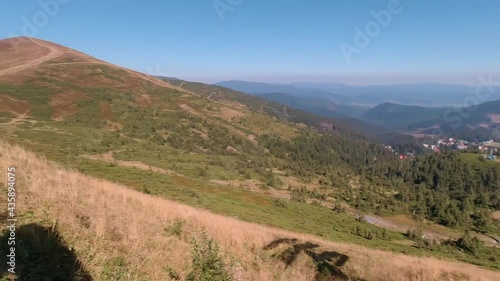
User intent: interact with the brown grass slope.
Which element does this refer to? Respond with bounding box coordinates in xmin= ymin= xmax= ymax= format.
xmin=0 ymin=37 xmax=181 ymax=91
xmin=1 ymin=141 xmax=499 ymax=280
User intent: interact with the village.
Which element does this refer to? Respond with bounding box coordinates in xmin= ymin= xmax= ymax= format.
xmin=385 ymin=138 xmax=500 ymax=161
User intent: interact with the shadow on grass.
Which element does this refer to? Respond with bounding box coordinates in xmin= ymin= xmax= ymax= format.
xmin=0 ymin=223 xmax=92 ymax=281
xmin=264 ymin=238 xmax=366 ymax=281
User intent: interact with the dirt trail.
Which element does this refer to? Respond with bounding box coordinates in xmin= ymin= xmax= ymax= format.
xmin=363 ymin=214 xmax=500 ymax=247
xmin=0 ymin=111 xmax=33 ymax=136
xmin=362 ymin=214 xmax=450 ymax=240
xmin=0 ymin=37 xmax=187 ymax=98
xmin=83 ymin=152 xmax=178 ymax=175
xmin=0 ymin=38 xmax=231 ymax=114
xmin=0 ymin=37 xmax=63 ymax=77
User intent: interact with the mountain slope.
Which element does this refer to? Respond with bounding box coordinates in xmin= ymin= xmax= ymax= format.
xmin=362 ymin=102 xmax=444 ymax=129
xmin=0 ymin=37 xmax=176 ymax=89
xmin=4 ymin=141 xmax=500 ymax=280
xmin=361 ymin=100 xmax=500 ymax=140
xmin=411 ymin=100 xmax=500 ymax=140
xmin=164 ymin=77 xmax=388 ymax=140
xmin=1 ymin=37 xmax=499 ymax=275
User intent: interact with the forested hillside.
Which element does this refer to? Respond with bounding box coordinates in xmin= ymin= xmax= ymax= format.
xmin=362 ymin=153 xmax=500 ymax=231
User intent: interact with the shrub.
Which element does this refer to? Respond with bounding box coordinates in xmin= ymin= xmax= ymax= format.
xmin=164 ymin=219 xmax=184 ymax=237
xmin=187 ymin=234 xmax=232 ymax=281
xmin=455 ymin=230 xmax=483 ymax=254
xmin=164 ymin=266 xmax=181 ymax=280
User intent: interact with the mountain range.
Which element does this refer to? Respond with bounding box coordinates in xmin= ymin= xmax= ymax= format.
xmin=216 ymin=80 xmax=500 ymax=141
xmin=216 ymin=80 xmax=500 ymax=107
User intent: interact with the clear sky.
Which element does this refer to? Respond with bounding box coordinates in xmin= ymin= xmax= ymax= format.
xmin=1 ymin=0 xmax=499 ymax=85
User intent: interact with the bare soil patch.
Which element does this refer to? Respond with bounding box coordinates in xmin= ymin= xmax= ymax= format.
xmin=0 ymin=94 xmax=31 ymax=116
xmin=100 ymin=102 xmax=123 ymax=130
xmin=0 ymin=37 xmax=63 ymax=80
xmin=84 ymin=152 xmax=176 ymax=175
xmin=492 ymin=211 xmax=500 ymax=221
xmin=50 ymin=92 xmax=88 ymax=121
xmin=217 ymin=107 xmax=246 ymax=121
xmin=179 ymin=103 xmax=198 ymax=115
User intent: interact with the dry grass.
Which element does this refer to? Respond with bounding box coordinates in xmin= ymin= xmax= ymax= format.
xmin=1 ymin=141 xmax=499 ymax=281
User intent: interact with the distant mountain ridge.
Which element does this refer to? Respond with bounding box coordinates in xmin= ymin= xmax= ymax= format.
xmin=216 ymin=80 xmax=500 ymax=141
xmin=258 ymin=92 xmax=368 ymax=118
xmin=361 ymin=101 xmax=500 ymax=141
xmin=215 ymin=80 xmax=500 ymax=107
xmin=361 ymin=102 xmax=445 ymax=129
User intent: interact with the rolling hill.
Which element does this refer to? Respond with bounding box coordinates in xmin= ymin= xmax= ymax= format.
xmin=361 ymin=102 xmax=444 ymax=129
xmin=361 ymin=101 xmax=500 ymax=141
xmin=1 ymin=37 xmax=500 ymax=280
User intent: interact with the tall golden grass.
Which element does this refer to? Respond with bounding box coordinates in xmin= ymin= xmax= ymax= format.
xmin=1 ymin=141 xmax=499 ymax=281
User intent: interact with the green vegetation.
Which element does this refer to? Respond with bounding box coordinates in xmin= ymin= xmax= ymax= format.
xmin=165 ymin=219 xmax=185 ymax=237
xmin=361 ymin=153 xmax=499 ymax=231
xmin=1 ymin=67 xmax=500 ymax=272
xmin=187 ymin=234 xmax=232 ymax=281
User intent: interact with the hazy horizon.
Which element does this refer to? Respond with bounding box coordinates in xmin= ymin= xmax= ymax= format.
xmin=180 ymin=73 xmax=500 ymax=87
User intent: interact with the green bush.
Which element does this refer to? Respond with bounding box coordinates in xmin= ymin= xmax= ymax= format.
xmin=187 ymin=234 xmax=232 ymax=281
xmin=164 ymin=219 xmax=184 ymax=237
xmin=164 ymin=266 xmax=181 ymax=280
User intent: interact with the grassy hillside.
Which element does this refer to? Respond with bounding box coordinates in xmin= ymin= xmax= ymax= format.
xmin=2 ymin=141 xmax=500 ymax=281
xmin=1 ymin=37 xmax=500 ymax=278
xmin=161 ymin=77 xmax=390 ymax=140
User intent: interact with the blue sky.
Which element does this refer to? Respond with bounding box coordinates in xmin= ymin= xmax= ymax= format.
xmin=1 ymin=0 xmax=499 ymax=85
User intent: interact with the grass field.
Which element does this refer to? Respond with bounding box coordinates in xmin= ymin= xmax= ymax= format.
xmin=1 ymin=79 xmax=500 ymax=270
xmin=2 ymin=141 xmax=500 ymax=280
xmin=4 ymin=135 xmax=499 ymax=270
xmin=460 ymin=153 xmax=500 ymax=169
xmin=0 ymin=53 xmax=499 ymax=275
